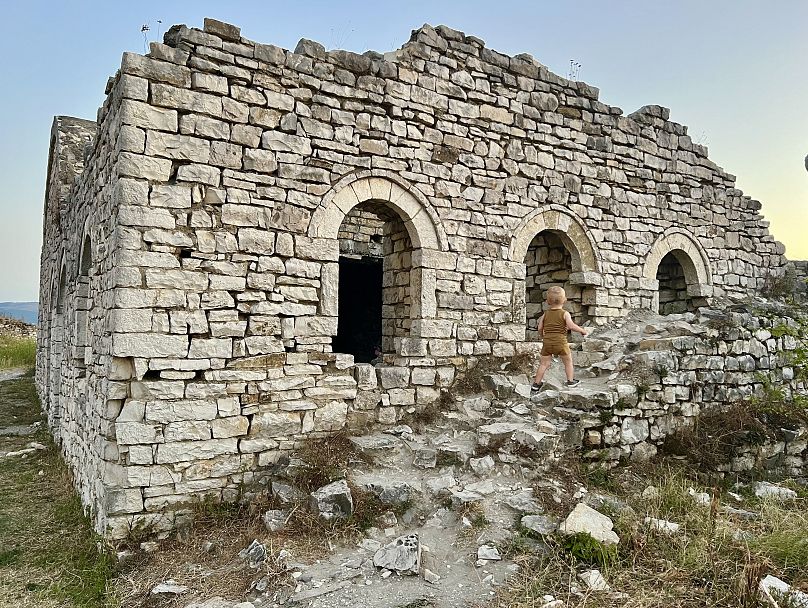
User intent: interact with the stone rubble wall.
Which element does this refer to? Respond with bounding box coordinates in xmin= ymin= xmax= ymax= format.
xmin=36 ymin=17 xmax=789 ymax=538
xmin=577 ymin=307 xmax=807 ymax=475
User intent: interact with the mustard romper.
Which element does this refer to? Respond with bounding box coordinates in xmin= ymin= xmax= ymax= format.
xmin=541 ymin=308 xmax=571 ymax=356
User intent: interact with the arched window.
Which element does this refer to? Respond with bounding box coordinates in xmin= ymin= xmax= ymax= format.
xmin=56 ymin=265 xmax=67 ymax=315
xmin=79 ymin=234 xmax=92 ymax=277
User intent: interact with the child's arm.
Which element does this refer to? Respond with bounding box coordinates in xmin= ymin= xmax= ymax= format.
xmin=564 ymin=311 xmax=589 ymax=336
xmin=537 ymin=314 xmax=545 ymax=337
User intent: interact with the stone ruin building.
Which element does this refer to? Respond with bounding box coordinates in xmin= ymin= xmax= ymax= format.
xmin=37 ymin=19 xmax=790 ymax=538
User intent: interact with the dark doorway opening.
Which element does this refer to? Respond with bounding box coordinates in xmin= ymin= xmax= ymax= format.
xmin=334 ymin=256 xmax=383 ymax=363
xmin=656 ymin=251 xmax=694 ymax=314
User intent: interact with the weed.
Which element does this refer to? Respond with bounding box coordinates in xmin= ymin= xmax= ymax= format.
xmin=558 ymin=532 xmax=617 ymax=567
xmin=0 ymin=336 xmax=36 ymax=369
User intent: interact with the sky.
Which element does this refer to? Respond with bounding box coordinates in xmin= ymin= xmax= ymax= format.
xmin=0 ymin=0 xmax=806 ymax=301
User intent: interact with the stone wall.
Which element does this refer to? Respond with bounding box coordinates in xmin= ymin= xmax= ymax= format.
xmin=37 ymin=18 xmax=789 ymax=538
xmin=789 ymin=260 xmax=808 ymax=300
xmin=571 ymin=305 xmax=807 ymax=475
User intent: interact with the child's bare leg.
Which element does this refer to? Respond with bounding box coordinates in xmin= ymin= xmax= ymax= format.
xmin=560 ymin=354 xmax=575 ymax=382
xmin=533 ymin=355 xmax=553 ymax=384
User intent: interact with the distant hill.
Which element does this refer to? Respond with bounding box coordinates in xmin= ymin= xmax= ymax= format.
xmin=0 ymin=302 xmax=39 ymax=325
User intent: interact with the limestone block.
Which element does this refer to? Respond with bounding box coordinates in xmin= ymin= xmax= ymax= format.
xmin=313 ymin=401 xmax=348 ymax=432
xmin=155 ymin=438 xmax=239 ymax=464
xmin=152 ymin=84 xmax=223 ymax=117
xmin=212 ymin=416 xmax=250 ymax=438
xmin=238 ymin=228 xmax=275 ymax=254
xmin=145 ymin=131 xmax=211 ymax=163
xmin=112 ymin=334 xmax=188 ymax=358
xmin=189 ymin=338 xmax=233 ymax=359
xmin=117 ymin=153 xmax=172 ymax=181
xmin=261 ymin=131 xmax=312 ymax=155
xmin=146 ymin=400 xmax=218 ymax=423
xmin=106 ymin=488 xmax=144 ymax=515
xmin=131 ymin=380 xmax=186 ymax=400
xmin=191 ymin=72 xmax=229 ymax=95
xmin=620 ymin=418 xmax=650 ymax=444
xmin=120 ymin=100 xmax=180 ymax=134
xmin=116 ymin=422 xmax=160 ymax=445
xmin=121 ymin=52 xmax=190 ymax=86
xmin=164 ymin=420 xmax=211 ymax=442
xmin=110 ymin=309 xmax=153 ymax=333
xmin=411 ymin=368 xmax=437 ymax=385
xmin=150 ymin=184 xmax=192 ymax=208
xmin=116 ymin=74 xmax=149 ymax=101
xmin=251 ymin=411 xmax=302 ymax=437
xmin=243 ymin=149 xmax=278 ymax=173
xmin=244 ymin=336 xmax=284 ymax=355
xmin=145 ymin=269 xmax=209 ymax=291
xmin=377 ymin=366 xmax=410 ymax=389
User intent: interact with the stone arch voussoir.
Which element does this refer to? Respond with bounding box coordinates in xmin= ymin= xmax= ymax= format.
xmin=509 ymin=205 xmax=603 ymax=285
xmin=308 ymin=170 xmax=449 ymax=252
xmin=643 ymin=228 xmax=712 ymax=295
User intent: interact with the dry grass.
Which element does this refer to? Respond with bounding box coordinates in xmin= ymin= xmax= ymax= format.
xmin=494 ymin=463 xmax=808 ymax=608
xmin=115 ymin=434 xmax=395 ymax=606
xmin=113 ymin=501 xmax=294 ymax=608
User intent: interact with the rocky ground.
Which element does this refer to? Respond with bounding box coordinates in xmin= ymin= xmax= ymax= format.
xmin=110 ymin=309 xmax=807 ymax=608
xmin=2 ymin=307 xmax=805 ymax=607
xmin=0 ymin=315 xmax=36 ymax=339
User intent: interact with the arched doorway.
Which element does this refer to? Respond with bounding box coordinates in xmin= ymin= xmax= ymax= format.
xmin=308 ymin=172 xmax=448 ymax=360
xmin=510 ymin=207 xmax=604 ymax=340
xmin=642 ymin=229 xmax=713 ymax=315
xmin=333 ymin=201 xmax=414 ymax=362
xmin=656 ymin=251 xmax=694 ymax=314
xmin=524 ymin=230 xmax=590 ymax=341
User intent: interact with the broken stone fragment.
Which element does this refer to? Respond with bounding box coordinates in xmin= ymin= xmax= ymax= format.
xmin=271 ymin=482 xmax=304 ymax=505
xmin=238 ymin=539 xmax=267 ymax=568
xmin=504 ymin=488 xmax=543 ymax=514
xmin=469 ymin=454 xmax=495 ymax=475
xmin=753 ymin=481 xmax=797 ymax=500
xmin=644 ymin=517 xmax=681 ymax=535
xmin=578 ymin=569 xmax=610 ymax=591
xmin=759 ymin=574 xmax=808 ymax=607
xmin=361 ymin=478 xmax=418 ymax=506
xmin=309 ymin=479 xmax=353 ymax=520
xmin=412 ymin=446 xmax=437 ymax=469
xmin=450 ymin=489 xmax=484 ymax=507
xmin=372 ymin=533 xmax=420 ymax=575
xmin=423 ymin=568 xmax=441 ymax=584
xmin=151 ymin=579 xmax=189 ymax=595
xmin=521 ymin=514 xmax=559 ymax=535
xmin=263 ymin=509 xmax=288 ymax=532
xmin=476 ymin=544 xmax=502 ymax=562
xmin=558 ymin=503 xmax=620 ymax=545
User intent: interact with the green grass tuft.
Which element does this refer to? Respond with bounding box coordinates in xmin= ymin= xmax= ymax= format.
xmin=0 ymin=336 xmax=36 ymax=369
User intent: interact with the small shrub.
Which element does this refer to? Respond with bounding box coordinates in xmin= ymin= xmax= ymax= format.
xmin=558 ymin=532 xmax=617 ymax=568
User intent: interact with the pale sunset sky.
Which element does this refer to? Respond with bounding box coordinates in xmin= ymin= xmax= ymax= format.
xmin=0 ymin=0 xmax=805 ymax=301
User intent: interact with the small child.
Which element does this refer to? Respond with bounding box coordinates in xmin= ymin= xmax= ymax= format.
xmin=531 ymin=286 xmax=589 ymax=393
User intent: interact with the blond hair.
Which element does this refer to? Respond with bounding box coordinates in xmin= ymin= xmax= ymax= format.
xmin=546 ymin=286 xmax=566 ymax=306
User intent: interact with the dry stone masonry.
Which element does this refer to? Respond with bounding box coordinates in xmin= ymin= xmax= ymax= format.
xmin=36 ymin=18 xmax=792 ymax=538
